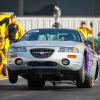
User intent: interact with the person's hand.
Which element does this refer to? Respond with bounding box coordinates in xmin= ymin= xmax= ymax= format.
xmin=90 ymin=22 xmax=93 ymax=27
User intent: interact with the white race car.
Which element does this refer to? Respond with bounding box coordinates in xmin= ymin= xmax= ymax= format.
xmin=8 ymin=28 xmax=99 ymax=88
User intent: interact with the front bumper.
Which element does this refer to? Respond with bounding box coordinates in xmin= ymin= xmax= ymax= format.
xmin=8 ymin=47 xmax=83 ymax=71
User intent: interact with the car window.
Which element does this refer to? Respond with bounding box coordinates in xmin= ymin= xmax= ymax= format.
xmin=20 ymin=30 xmax=82 ymax=42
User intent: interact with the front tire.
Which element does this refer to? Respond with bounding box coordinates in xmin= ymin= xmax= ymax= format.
xmin=8 ymin=68 xmax=18 ymax=84
xmin=76 ymin=57 xmax=85 ymax=88
xmin=83 ymin=79 xmax=94 ymax=88
xmin=27 ymin=79 xmax=45 ymax=88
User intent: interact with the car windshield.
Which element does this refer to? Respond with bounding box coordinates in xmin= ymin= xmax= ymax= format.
xmin=20 ymin=29 xmax=82 ymax=42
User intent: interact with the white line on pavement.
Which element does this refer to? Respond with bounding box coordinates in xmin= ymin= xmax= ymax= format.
xmin=0 ymin=78 xmax=8 ymax=80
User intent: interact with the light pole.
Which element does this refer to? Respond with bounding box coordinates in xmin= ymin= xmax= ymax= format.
xmin=92 ymin=0 xmax=94 ymax=16
xmin=18 ymin=0 xmax=24 ymax=16
xmin=57 ymin=0 xmax=59 ymax=7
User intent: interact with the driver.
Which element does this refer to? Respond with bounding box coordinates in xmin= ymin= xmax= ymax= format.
xmin=77 ymin=21 xmax=93 ymax=39
xmin=64 ymin=34 xmax=75 ymax=41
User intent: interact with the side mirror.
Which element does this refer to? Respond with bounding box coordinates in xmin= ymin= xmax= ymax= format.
xmin=84 ymin=40 xmax=92 ymax=48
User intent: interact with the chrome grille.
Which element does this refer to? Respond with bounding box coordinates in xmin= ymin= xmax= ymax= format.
xmin=30 ymin=48 xmax=54 ymax=58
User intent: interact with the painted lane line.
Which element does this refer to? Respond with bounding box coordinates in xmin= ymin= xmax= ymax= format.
xmin=0 ymin=77 xmax=22 ymax=81
xmin=0 ymin=78 xmax=8 ymax=80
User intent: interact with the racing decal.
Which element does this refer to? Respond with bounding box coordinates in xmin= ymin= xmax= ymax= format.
xmin=85 ymin=50 xmax=89 ymax=71
xmin=85 ymin=49 xmax=96 ymax=72
xmin=36 ymin=43 xmax=49 ymax=46
xmin=77 ymin=43 xmax=84 ymax=47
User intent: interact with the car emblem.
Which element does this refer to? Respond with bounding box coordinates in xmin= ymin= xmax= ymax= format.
xmin=40 ymin=51 xmax=44 ymax=55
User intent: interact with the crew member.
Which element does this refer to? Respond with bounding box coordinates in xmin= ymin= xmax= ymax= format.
xmin=52 ymin=6 xmax=62 ymax=28
xmin=5 ymin=14 xmax=24 ymax=44
xmin=77 ymin=21 xmax=93 ymax=39
xmin=52 ymin=19 xmax=62 ymax=28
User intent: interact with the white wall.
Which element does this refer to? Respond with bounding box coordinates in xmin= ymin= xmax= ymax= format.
xmin=17 ymin=17 xmax=100 ymax=38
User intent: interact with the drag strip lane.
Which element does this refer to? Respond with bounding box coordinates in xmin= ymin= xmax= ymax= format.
xmin=0 ymin=78 xmax=100 ymax=100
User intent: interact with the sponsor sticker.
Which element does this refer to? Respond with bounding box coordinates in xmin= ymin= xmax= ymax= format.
xmin=77 ymin=43 xmax=84 ymax=47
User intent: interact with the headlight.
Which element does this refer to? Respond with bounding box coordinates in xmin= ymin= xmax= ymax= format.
xmin=58 ymin=47 xmax=79 ymax=53
xmin=9 ymin=47 xmax=27 ymax=52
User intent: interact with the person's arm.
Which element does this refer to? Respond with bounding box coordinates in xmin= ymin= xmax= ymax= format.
xmin=0 ymin=28 xmax=5 ymax=48
xmin=76 ymin=27 xmax=80 ymax=31
xmin=86 ymin=22 xmax=94 ymax=34
xmin=0 ymin=37 xmax=4 ymax=48
xmin=18 ymin=23 xmax=24 ymax=39
xmin=4 ymin=26 xmax=9 ymax=39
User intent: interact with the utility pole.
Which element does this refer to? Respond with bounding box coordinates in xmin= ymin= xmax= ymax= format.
xmin=92 ymin=0 xmax=94 ymax=16
xmin=57 ymin=0 xmax=59 ymax=7
xmin=18 ymin=0 xmax=24 ymax=16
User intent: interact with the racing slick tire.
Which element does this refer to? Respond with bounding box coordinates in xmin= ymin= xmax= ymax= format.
xmin=27 ymin=79 xmax=45 ymax=88
xmin=76 ymin=57 xmax=85 ymax=88
xmin=83 ymin=79 xmax=94 ymax=88
xmin=8 ymin=68 xmax=18 ymax=84
xmin=2 ymin=65 xmax=7 ymax=76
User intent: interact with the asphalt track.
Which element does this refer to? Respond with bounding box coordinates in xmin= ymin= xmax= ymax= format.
xmin=0 ymin=76 xmax=100 ymax=100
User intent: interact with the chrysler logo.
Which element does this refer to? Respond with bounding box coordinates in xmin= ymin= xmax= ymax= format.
xmin=40 ymin=51 xmax=44 ymax=55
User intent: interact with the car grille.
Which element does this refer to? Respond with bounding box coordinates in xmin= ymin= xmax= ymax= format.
xmin=30 ymin=48 xmax=55 ymax=58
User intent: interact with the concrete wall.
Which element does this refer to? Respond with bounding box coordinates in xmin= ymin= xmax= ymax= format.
xmin=0 ymin=0 xmax=18 ymax=14
xmin=24 ymin=0 xmax=57 ymax=12
xmin=59 ymin=0 xmax=93 ymax=16
xmin=94 ymin=0 xmax=100 ymax=16
xmin=0 ymin=0 xmax=100 ymax=16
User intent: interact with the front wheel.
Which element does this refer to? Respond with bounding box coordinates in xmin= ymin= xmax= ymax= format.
xmin=8 ymin=68 xmax=18 ymax=84
xmin=84 ymin=79 xmax=94 ymax=88
xmin=76 ymin=57 xmax=85 ymax=88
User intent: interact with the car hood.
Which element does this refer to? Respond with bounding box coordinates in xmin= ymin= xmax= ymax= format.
xmin=12 ymin=41 xmax=82 ymax=47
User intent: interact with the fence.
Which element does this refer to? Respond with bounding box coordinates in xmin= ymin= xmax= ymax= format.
xmin=17 ymin=17 xmax=100 ymax=54
xmin=17 ymin=17 xmax=100 ymax=38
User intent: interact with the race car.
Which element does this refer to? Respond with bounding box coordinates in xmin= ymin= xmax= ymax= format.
xmin=8 ymin=28 xmax=99 ymax=88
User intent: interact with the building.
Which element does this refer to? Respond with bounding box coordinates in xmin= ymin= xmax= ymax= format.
xmin=0 ymin=0 xmax=100 ymax=16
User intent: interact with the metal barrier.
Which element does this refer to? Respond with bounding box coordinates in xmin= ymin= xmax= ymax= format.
xmin=17 ymin=17 xmax=100 ymax=38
